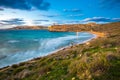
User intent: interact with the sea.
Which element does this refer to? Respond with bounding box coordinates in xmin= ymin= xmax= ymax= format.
xmin=0 ymin=30 xmax=95 ymax=68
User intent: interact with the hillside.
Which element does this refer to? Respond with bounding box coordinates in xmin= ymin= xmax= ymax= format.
xmin=0 ymin=22 xmax=120 ymax=80
xmin=9 ymin=26 xmax=48 ymax=30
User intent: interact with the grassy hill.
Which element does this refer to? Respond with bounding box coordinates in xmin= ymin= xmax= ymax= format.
xmin=0 ymin=22 xmax=120 ymax=80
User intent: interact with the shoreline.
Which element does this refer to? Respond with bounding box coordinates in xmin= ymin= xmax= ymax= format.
xmin=46 ymin=31 xmax=104 ymax=57
xmin=46 ymin=34 xmax=97 ymax=56
xmin=0 ymin=31 xmax=102 ymax=69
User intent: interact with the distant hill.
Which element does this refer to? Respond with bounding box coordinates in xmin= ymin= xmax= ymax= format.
xmin=9 ymin=26 xmax=48 ymax=30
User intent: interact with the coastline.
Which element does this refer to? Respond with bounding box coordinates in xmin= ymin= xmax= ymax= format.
xmin=46 ymin=33 xmax=97 ymax=56
xmin=0 ymin=31 xmax=100 ymax=69
xmin=46 ymin=31 xmax=104 ymax=57
xmin=53 ymin=31 xmax=105 ymax=52
xmin=0 ymin=31 xmax=97 ymax=70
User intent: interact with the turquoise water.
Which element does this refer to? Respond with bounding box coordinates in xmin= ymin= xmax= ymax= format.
xmin=0 ymin=30 xmax=95 ymax=68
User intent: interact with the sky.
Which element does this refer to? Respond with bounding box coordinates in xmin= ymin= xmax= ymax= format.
xmin=0 ymin=0 xmax=120 ymax=29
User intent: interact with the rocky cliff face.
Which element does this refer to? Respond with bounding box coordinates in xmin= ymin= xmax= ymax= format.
xmin=9 ymin=26 xmax=48 ymax=30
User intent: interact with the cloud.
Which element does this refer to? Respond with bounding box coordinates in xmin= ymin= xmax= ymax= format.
xmin=33 ymin=21 xmax=41 ymax=25
xmin=52 ymin=20 xmax=80 ymax=25
xmin=11 ymin=11 xmax=17 ymax=14
xmin=0 ymin=14 xmax=4 ymax=15
xmin=67 ymin=14 xmax=84 ymax=17
xmin=34 ymin=19 xmax=49 ymax=22
xmin=113 ymin=18 xmax=120 ymax=21
xmin=65 ymin=20 xmax=80 ymax=24
xmin=33 ymin=19 xmax=50 ymax=25
xmin=63 ymin=9 xmax=81 ymax=12
xmin=0 ymin=0 xmax=50 ymax=11
xmin=0 ymin=7 xmax=4 ymax=11
xmin=100 ymin=0 xmax=120 ymax=9
xmin=82 ymin=17 xmax=120 ymax=23
xmin=39 ymin=14 xmax=83 ymax=18
xmin=0 ymin=22 xmax=4 ymax=25
xmin=53 ymin=17 xmax=120 ymax=25
xmin=39 ymin=14 xmax=60 ymax=18
xmin=0 ymin=18 xmax=25 ymax=26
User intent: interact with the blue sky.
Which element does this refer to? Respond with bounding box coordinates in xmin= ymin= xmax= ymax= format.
xmin=0 ymin=0 xmax=120 ymax=29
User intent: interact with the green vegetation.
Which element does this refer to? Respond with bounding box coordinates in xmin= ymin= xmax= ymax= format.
xmin=0 ymin=22 xmax=120 ymax=80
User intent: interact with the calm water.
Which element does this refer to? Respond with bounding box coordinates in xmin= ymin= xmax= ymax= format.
xmin=0 ymin=30 xmax=95 ymax=68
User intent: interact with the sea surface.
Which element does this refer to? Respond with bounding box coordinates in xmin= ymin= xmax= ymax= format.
xmin=0 ymin=30 xmax=95 ymax=68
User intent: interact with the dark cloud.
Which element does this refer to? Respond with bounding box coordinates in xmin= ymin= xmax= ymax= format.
xmin=63 ymin=9 xmax=82 ymax=12
xmin=65 ymin=20 xmax=80 ymax=24
xmin=67 ymin=14 xmax=84 ymax=17
xmin=0 ymin=0 xmax=50 ymax=11
xmin=53 ymin=20 xmax=80 ymax=25
xmin=100 ymin=0 xmax=120 ymax=9
xmin=0 ymin=7 xmax=4 ymax=11
xmin=39 ymin=14 xmax=60 ymax=18
xmin=35 ymin=19 xmax=49 ymax=22
xmin=0 ymin=22 xmax=4 ymax=25
xmin=82 ymin=17 xmax=120 ymax=23
xmin=0 ymin=18 xmax=25 ymax=25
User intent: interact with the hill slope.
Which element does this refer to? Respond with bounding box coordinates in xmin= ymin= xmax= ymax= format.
xmin=9 ymin=26 xmax=48 ymax=30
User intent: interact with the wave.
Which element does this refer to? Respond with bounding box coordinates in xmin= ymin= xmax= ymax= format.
xmin=8 ymin=40 xmax=19 ymax=43
xmin=0 ymin=33 xmax=95 ymax=68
